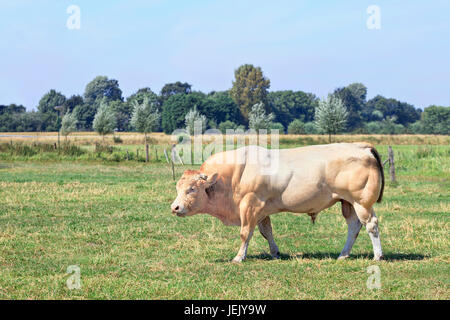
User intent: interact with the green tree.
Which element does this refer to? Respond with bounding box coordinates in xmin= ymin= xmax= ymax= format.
xmin=0 ymin=104 xmax=26 ymax=115
xmin=0 ymin=104 xmax=39 ymax=132
xmin=37 ymin=90 xmax=66 ymax=131
xmin=204 ymin=91 xmax=242 ymax=125
xmin=160 ymin=82 xmax=192 ymax=104
xmin=127 ymin=87 xmax=159 ymax=109
xmin=230 ymin=64 xmax=271 ymax=122
xmin=73 ymin=103 xmax=97 ymax=131
xmin=84 ymin=76 xmax=123 ymax=105
xmin=421 ymin=105 xmax=449 ymax=134
xmin=161 ymin=92 xmax=206 ymax=134
xmin=248 ymin=102 xmax=275 ymax=131
xmin=130 ymin=97 xmax=161 ymax=141
xmin=268 ymin=91 xmax=318 ymax=128
xmin=185 ymin=106 xmax=207 ymax=135
xmin=109 ymin=100 xmax=133 ymax=132
xmin=333 ymin=83 xmax=368 ymax=131
xmin=63 ymin=95 xmax=84 ymax=114
xmin=315 ymin=95 xmax=348 ymax=142
xmin=72 ymin=76 xmax=123 ymax=131
xmin=93 ymin=99 xmax=116 ymax=141
xmin=60 ymin=112 xmax=78 ymax=140
xmin=365 ymin=95 xmax=421 ymax=125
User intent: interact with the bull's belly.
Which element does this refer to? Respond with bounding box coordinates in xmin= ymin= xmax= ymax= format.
xmin=279 ymin=186 xmax=339 ymax=214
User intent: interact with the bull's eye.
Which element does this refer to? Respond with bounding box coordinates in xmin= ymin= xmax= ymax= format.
xmin=187 ymin=187 xmax=196 ymax=194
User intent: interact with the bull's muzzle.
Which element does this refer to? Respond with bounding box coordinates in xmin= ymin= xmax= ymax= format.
xmin=171 ymin=202 xmax=187 ymax=217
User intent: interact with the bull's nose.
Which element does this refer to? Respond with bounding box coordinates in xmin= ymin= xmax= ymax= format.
xmin=171 ymin=203 xmax=186 ymax=216
xmin=171 ymin=202 xmax=181 ymax=213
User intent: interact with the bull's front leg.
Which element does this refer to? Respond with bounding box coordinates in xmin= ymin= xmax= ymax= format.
xmin=232 ymin=193 xmax=263 ymax=263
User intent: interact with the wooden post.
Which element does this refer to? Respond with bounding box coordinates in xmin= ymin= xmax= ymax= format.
xmin=388 ymin=146 xmax=396 ymax=183
xmin=145 ymin=144 xmax=149 ymax=162
xmin=137 ymin=148 xmax=139 ymax=160
xmin=164 ymin=149 xmax=170 ymax=164
xmin=154 ymin=147 xmax=158 ymax=162
xmin=126 ymin=149 xmax=129 ymax=161
xmin=170 ymin=144 xmax=176 ymax=181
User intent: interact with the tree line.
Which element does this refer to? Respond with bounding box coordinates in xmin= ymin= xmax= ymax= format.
xmin=0 ymin=65 xmax=448 ymax=135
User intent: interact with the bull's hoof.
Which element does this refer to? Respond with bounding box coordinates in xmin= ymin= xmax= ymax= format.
xmin=337 ymin=254 xmax=349 ymax=260
xmin=232 ymin=256 xmax=244 ymax=263
xmin=271 ymin=252 xmax=281 ymax=259
xmin=373 ymin=255 xmax=384 ymax=261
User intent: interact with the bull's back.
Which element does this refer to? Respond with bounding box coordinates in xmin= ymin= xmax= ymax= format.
xmin=201 ymin=143 xmax=382 ymax=213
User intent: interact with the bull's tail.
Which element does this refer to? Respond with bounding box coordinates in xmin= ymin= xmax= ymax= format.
xmin=369 ymin=147 xmax=385 ymax=203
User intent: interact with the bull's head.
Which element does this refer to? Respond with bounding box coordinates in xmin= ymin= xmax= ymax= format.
xmin=171 ymin=170 xmax=218 ymax=217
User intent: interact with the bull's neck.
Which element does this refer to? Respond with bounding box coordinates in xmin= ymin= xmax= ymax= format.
xmin=202 ymin=180 xmax=237 ymax=222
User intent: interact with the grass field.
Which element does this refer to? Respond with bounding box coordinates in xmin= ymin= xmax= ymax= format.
xmin=0 ymin=135 xmax=449 ymax=299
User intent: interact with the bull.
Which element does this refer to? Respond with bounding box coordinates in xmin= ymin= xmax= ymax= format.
xmin=171 ymin=142 xmax=384 ymax=262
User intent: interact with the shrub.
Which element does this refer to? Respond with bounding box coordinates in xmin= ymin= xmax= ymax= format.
xmin=365 ymin=121 xmax=383 ymax=134
xmin=94 ymin=143 xmax=115 ymax=154
xmin=408 ymin=121 xmax=424 ymax=134
xmin=304 ymin=122 xmax=317 ymax=134
xmin=113 ymin=135 xmax=123 ymax=143
xmin=269 ymin=122 xmax=285 ymax=134
xmin=288 ymin=119 xmax=305 ymax=134
xmin=218 ymin=120 xmax=238 ymax=133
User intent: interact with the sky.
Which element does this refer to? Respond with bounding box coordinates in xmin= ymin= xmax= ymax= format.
xmin=0 ymin=0 xmax=449 ymax=111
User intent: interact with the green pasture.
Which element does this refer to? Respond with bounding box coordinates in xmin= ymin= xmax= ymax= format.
xmin=0 ymin=143 xmax=448 ymax=299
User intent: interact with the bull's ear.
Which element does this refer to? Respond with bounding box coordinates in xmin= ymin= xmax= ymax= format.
xmin=205 ymin=173 xmax=218 ymax=188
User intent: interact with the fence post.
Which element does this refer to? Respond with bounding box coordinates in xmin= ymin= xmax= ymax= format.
xmin=388 ymin=146 xmax=396 ymax=183
xmin=170 ymin=144 xmax=176 ymax=181
xmin=145 ymin=144 xmax=149 ymax=162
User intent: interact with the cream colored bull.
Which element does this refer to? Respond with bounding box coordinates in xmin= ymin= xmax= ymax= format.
xmin=171 ymin=142 xmax=385 ymax=262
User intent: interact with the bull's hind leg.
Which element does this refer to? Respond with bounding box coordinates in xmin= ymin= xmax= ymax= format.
xmin=353 ymin=202 xmax=383 ymax=261
xmin=338 ymin=200 xmax=362 ymax=260
xmin=258 ymin=216 xmax=280 ymax=259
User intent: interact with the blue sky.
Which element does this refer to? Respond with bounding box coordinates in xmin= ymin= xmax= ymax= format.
xmin=0 ymin=0 xmax=449 ymax=110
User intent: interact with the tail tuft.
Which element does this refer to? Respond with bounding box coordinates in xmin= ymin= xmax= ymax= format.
xmin=370 ymin=147 xmax=385 ymax=203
